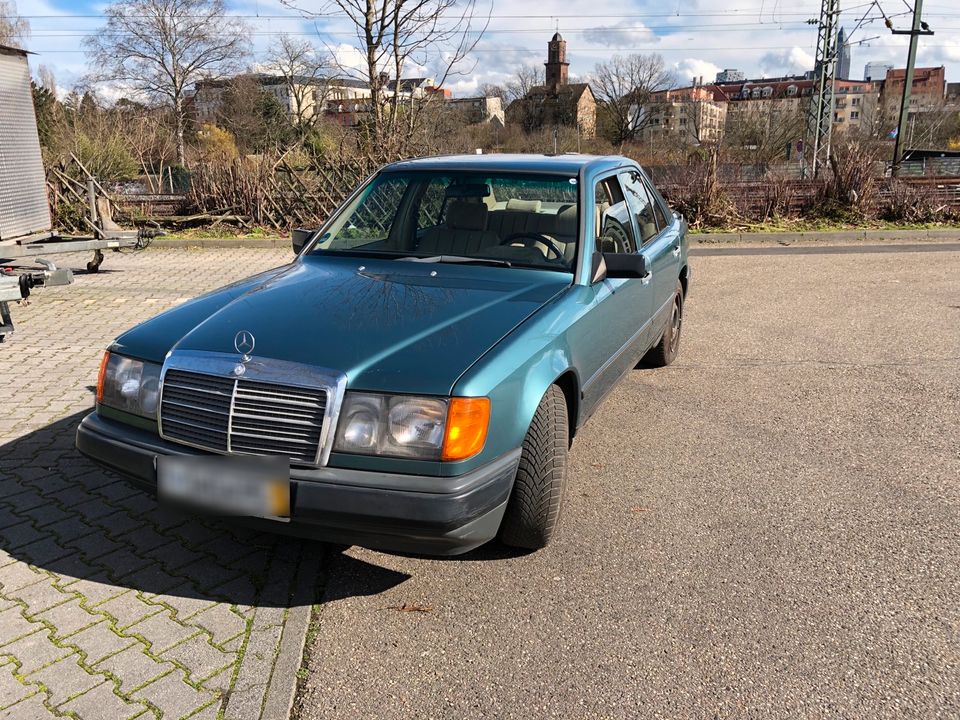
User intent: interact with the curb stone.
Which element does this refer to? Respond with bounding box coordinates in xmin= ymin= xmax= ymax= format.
xmin=224 ymin=542 xmax=322 ymax=720
xmin=150 ymin=227 xmax=960 ymax=251
xmin=260 ymin=549 xmax=322 ymax=720
xmin=689 ymin=227 xmax=960 ymax=245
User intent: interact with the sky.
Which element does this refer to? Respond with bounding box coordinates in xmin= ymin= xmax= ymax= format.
xmin=9 ymin=0 xmax=960 ymax=99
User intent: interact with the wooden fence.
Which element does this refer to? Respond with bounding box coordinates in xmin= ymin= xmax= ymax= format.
xmin=53 ymin=156 xmax=960 ymax=232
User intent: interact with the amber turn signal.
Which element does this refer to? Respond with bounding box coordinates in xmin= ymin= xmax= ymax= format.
xmin=95 ymin=351 xmax=111 ymax=403
xmin=442 ymin=397 xmax=490 ymax=461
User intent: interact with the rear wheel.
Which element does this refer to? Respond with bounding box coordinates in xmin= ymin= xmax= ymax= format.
xmin=498 ymin=385 xmax=569 ymax=550
xmin=642 ymin=280 xmax=684 ymax=368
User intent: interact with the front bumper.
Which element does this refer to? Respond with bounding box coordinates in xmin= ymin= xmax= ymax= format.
xmin=76 ymin=412 xmax=519 ymax=556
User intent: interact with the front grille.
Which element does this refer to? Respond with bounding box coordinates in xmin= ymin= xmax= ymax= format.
xmin=160 ymin=369 xmax=328 ymax=464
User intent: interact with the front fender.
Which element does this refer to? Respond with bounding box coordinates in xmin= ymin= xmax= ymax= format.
xmin=450 ymin=287 xmax=589 ymax=474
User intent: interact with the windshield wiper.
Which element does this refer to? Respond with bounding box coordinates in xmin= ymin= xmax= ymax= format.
xmin=399 ymin=255 xmax=512 ymax=268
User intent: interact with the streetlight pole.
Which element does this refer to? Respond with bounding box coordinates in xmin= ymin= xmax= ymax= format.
xmin=889 ymin=0 xmax=934 ymax=177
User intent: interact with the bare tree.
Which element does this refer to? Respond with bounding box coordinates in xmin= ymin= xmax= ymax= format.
xmin=282 ymin=0 xmax=489 ymax=156
xmin=592 ymin=53 xmax=675 ymax=145
xmin=85 ymin=0 xmax=250 ymax=166
xmin=264 ymin=34 xmax=331 ymax=135
xmin=723 ymin=102 xmax=806 ymax=167
xmin=505 ymin=65 xmax=544 ymax=104
xmin=0 ymin=0 xmax=29 ymax=48
xmin=479 ymin=82 xmax=506 ymax=101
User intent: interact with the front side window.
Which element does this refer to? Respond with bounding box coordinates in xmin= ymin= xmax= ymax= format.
xmin=310 ymin=171 xmax=579 ymax=271
xmin=594 ymin=176 xmax=637 ymax=255
xmin=619 ymin=171 xmax=660 ymax=245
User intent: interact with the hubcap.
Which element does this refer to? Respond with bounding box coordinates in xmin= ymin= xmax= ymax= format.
xmin=670 ymin=297 xmax=682 ymax=352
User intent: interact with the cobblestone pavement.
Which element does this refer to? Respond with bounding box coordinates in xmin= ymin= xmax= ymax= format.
xmin=0 ymin=249 xmax=313 ymax=720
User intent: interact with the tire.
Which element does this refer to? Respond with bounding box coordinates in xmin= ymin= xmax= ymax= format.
xmin=642 ymin=280 xmax=684 ymax=368
xmin=498 ymin=385 xmax=569 ymax=550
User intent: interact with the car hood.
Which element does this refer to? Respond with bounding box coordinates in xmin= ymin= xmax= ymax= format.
xmin=112 ymin=255 xmax=570 ymax=395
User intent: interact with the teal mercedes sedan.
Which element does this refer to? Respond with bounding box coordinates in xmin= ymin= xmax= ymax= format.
xmin=76 ymin=154 xmax=689 ymax=555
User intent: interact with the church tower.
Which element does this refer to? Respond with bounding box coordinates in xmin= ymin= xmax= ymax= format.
xmin=545 ymin=32 xmax=569 ymax=91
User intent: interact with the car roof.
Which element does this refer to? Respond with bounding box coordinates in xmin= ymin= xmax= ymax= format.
xmin=382 ymin=153 xmax=634 ymax=176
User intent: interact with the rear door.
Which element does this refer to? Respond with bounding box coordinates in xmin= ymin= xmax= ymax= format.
xmin=619 ymin=169 xmax=679 ymax=340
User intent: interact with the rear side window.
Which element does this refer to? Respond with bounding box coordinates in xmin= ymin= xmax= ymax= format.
xmin=641 ymin=174 xmax=672 ymax=229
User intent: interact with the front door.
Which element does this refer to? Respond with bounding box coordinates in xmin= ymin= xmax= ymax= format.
xmin=576 ymin=174 xmax=656 ymax=420
xmin=619 ymin=169 xmax=680 ymax=339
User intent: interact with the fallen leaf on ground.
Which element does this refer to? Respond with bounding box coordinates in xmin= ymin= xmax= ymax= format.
xmin=384 ymin=603 xmax=434 ymax=613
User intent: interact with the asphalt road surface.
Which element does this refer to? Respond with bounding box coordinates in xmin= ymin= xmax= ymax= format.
xmin=296 ymin=247 xmax=960 ymax=719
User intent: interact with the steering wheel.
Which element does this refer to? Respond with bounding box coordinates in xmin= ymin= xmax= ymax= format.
xmin=499 ymin=232 xmax=565 ymax=261
xmin=599 ymin=220 xmax=635 ymax=254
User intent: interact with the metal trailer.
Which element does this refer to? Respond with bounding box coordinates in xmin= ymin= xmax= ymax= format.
xmin=0 ymin=44 xmax=142 ymax=272
xmin=0 ymin=259 xmax=73 ymax=342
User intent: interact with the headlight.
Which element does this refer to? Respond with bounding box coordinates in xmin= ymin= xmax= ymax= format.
xmin=96 ymin=351 xmax=162 ymax=419
xmin=334 ymin=393 xmax=489 ymax=461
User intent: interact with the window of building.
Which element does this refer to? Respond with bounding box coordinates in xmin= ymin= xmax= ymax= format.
xmin=761 ymin=86 xmax=773 ymax=98
xmin=786 ymin=85 xmax=798 ymax=96
xmin=850 ymin=111 xmax=859 ymax=119
xmin=852 ymin=97 xmax=860 ymax=106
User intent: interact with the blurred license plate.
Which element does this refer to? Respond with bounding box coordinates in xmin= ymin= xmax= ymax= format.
xmin=157 ymin=455 xmax=290 ymax=518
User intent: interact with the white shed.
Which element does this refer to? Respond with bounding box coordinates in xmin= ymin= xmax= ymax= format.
xmin=0 ymin=44 xmax=52 ymax=241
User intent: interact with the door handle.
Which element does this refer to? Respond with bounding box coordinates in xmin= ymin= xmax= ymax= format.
xmin=641 ymin=270 xmax=653 ymax=286
xmin=671 ymin=243 xmax=681 ymax=257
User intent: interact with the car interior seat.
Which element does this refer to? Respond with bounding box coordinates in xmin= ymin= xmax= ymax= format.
xmin=418 ymin=200 xmax=499 ymax=255
xmin=551 ymin=204 xmax=579 ymax=262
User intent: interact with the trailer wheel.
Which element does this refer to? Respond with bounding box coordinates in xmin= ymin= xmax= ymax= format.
xmin=87 ymin=249 xmax=104 ymax=273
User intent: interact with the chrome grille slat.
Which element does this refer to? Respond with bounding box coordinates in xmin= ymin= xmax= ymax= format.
xmin=162 ymin=399 xmax=231 ymax=416
xmin=234 ymin=392 xmax=323 ymax=409
xmin=231 ymin=427 xmax=319 ymax=443
xmin=233 ymin=408 xmax=322 ymax=427
xmin=231 ymin=405 xmax=321 ymax=421
xmin=160 ymin=368 xmax=328 ymax=464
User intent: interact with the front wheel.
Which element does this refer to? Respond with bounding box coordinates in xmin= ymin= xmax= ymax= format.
xmin=642 ymin=280 xmax=684 ymax=368
xmin=498 ymin=385 xmax=569 ymax=550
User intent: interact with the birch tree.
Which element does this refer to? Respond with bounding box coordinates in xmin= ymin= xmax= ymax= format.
xmin=0 ymin=0 xmax=29 ymax=48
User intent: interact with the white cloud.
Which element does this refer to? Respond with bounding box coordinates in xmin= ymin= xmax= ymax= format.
xmin=759 ymin=47 xmax=815 ymax=76
xmin=674 ymin=58 xmax=721 ymax=85
xmin=582 ymin=21 xmax=658 ymax=49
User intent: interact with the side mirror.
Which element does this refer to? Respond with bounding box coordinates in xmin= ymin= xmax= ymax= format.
xmin=602 ymin=252 xmax=647 ymax=279
xmin=291 ymin=227 xmax=314 ymax=255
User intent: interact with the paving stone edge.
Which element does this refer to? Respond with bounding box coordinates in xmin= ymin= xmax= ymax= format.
xmin=224 ymin=544 xmax=319 ymax=720
xmin=149 ymin=227 xmax=960 ymax=250
xmin=259 ymin=551 xmax=321 ymax=720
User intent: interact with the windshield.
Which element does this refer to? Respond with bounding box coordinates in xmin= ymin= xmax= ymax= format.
xmin=309 ymin=171 xmax=580 ymax=271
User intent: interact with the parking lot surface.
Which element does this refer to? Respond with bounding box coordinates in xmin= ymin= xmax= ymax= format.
xmin=1 ymin=245 xmax=958 ymax=719
xmin=0 ymin=249 xmax=311 ymax=720
xmin=295 ymin=246 xmax=960 ymax=719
